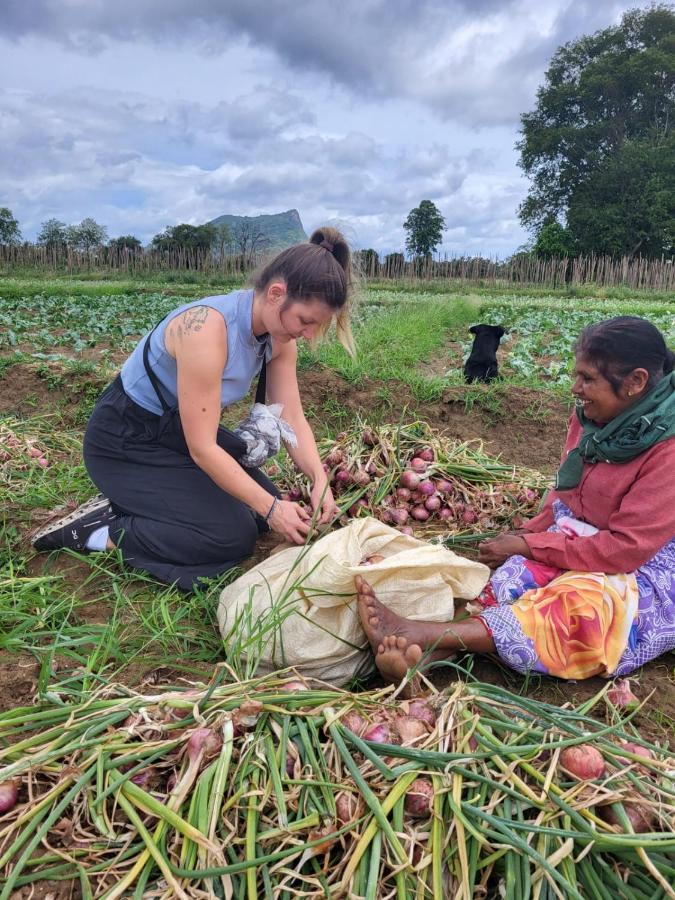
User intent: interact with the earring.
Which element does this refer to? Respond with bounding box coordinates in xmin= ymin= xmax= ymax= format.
xmin=628 ymin=391 xmax=634 ymax=396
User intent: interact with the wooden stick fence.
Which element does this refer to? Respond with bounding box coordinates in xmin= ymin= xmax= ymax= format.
xmin=1 ymin=244 xmax=673 ymax=291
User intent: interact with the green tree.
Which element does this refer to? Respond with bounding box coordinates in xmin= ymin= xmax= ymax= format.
xmin=37 ymin=218 xmax=67 ymax=249
xmin=357 ymin=248 xmax=380 ymax=274
xmin=518 ymin=5 xmax=675 ymax=257
xmin=0 ymin=207 xmax=21 ymax=245
xmin=213 ymin=222 xmax=233 ymax=258
xmin=65 ymin=218 xmax=108 ymax=250
xmin=403 ymin=200 xmax=445 ymax=257
xmin=533 ymin=221 xmax=575 ymax=258
xmin=152 ymin=223 xmax=217 ymax=253
xmin=109 ymin=235 xmax=143 ymax=252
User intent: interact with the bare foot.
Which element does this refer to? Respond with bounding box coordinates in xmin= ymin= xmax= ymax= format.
xmin=375 ymin=635 xmax=423 ymax=693
xmin=355 ymin=575 xmax=427 ymax=653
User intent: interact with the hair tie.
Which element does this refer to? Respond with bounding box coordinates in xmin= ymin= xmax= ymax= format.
xmin=319 ymin=239 xmax=334 ymax=253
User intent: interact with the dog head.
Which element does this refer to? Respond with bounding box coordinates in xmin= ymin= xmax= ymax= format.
xmin=469 ymin=324 xmax=505 ymax=340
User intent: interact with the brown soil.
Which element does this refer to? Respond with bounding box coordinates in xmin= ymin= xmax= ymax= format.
xmin=2 ymin=359 xmax=673 ymax=742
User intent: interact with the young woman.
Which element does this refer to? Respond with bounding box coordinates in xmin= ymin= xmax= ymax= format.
xmin=356 ymin=317 xmax=675 ymax=683
xmin=32 ymin=227 xmax=354 ymax=590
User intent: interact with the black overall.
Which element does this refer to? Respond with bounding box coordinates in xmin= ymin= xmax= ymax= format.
xmin=83 ymin=327 xmax=279 ymax=591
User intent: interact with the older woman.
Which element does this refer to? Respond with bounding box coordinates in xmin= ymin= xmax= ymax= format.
xmin=357 ymin=316 xmax=675 ymax=683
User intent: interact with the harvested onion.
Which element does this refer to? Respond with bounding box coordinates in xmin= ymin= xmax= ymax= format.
xmin=0 ymin=777 xmax=20 ymax=814
xmin=335 ymin=791 xmax=365 ymax=824
xmin=407 ymin=699 xmax=436 ymax=727
xmin=559 ymin=745 xmax=605 ymax=780
xmin=404 ymin=778 xmax=434 ymax=818
xmin=394 ymin=716 xmax=427 ymax=744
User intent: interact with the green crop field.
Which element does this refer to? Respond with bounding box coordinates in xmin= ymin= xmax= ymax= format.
xmin=2 ymin=275 xmax=675 ymax=896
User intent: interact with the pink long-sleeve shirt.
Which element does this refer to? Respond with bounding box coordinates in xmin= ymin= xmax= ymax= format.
xmin=522 ymin=415 xmax=675 ymax=574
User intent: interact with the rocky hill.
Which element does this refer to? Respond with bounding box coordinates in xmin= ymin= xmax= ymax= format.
xmin=208 ymin=209 xmax=307 ymax=251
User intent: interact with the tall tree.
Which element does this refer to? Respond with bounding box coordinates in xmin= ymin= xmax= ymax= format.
xmin=213 ymin=222 xmax=233 ymax=258
xmin=109 ymin=235 xmax=143 ymax=252
xmin=65 ymin=218 xmax=108 ymax=251
xmin=0 ymin=207 xmax=21 ymax=245
xmin=518 ymin=6 xmax=675 ymax=257
xmin=233 ymin=221 xmax=269 ymax=264
xmin=37 ymin=218 xmax=67 ymax=249
xmin=152 ymin=223 xmax=216 ymax=253
xmin=403 ymin=200 xmax=446 ymax=257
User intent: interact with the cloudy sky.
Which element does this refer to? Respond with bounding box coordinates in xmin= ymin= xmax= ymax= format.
xmin=0 ymin=0 xmax=654 ymax=256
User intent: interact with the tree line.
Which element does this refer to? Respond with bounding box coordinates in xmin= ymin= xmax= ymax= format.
xmin=0 ymin=213 xmax=271 ymax=265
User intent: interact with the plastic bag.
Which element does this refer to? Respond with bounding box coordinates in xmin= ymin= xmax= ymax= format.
xmin=233 ymin=403 xmax=297 ymax=467
xmin=217 ymin=517 xmax=489 ymax=685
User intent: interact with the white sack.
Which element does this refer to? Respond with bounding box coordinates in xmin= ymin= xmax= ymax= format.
xmin=217 ymin=517 xmax=489 ymax=685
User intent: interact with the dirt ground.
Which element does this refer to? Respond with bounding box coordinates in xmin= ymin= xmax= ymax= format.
xmin=2 ymin=360 xmax=674 ymax=740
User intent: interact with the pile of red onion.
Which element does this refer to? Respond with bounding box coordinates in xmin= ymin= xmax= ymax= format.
xmin=277 ymin=430 xmax=542 ymax=536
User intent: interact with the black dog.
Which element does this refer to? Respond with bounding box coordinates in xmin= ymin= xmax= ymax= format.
xmin=463 ymin=324 xmax=506 ymax=383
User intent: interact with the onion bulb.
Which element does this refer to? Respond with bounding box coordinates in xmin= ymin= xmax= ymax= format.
xmin=404 ymin=778 xmax=434 ymax=818
xmin=436 ymin=478 xmax=453 ymax=494
xmin=410 ymin=457 xmax=428 ymax=473
xmin=424 ymin=495 xmax=441 ymax=512
xmin=615 ymin=741 xmax=654 ymax=768
xmin=341 ymin=711 xmax=368 ymax=735
xmin=388 ymin=507 xmax=409 ymax=526
xmin=363 ymin=722 xmax=393 ymax=744
xmin=399 ymin=470 xmax=421 ymax=490
xmin=417 ymin=448 xmax=434 ymax=462
xmin=0 ymin=777 xmax=20 ymax=814
xmin=396 ymin=487 xmax=412 ymax=501
xmin=407 ymin=699 xmax=436 ymax=727
xmin=325 ymin=449 xmax=344 ymax=468
xmin=598 ymin=801 xmax=654 ymax=833
xmin=606 ymin=679 xmax=639 ymax=712
xmin=417 ymin=479 xmax=435 ymax=496
xmin=397 ymin=525 xmax=414 ymax=535
xmin=335 ymin=791 xmax=365 ymax=824
xmin=559 ymin=745 xmax=605 ymax=780
xmin=394 ymin=716 xmax=428 ymax=744
xmin=410 ymin=505 xmax=430 ymax=522
xmin=186 ymin=727 xmax=222 ymax=763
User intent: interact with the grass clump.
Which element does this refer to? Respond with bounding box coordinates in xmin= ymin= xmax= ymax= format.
xmin=299 ymin=296 xmax=479 ymax=400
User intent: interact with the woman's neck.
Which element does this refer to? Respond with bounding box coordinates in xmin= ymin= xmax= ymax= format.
xmin=250 ymin=291 xmax=267 ymax=337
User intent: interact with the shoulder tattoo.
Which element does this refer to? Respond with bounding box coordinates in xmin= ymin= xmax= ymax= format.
xmin=181 ymin=305 xmax=210 ymax=335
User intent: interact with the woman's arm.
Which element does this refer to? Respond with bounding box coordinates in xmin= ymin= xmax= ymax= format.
xmin=171 ymin=308 xmax=310 ymax=544
xmin=522 ymin=441 xmax=675 ymax=573
xmin=266 ymin=341 xmax=338 ymax=524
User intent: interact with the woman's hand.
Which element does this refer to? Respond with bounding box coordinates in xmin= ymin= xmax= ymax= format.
xmin=478 ymin=534 xmax=532 ymax=568
xmin=310 ymin=478 xmax=339 ymax=525
xmin=268 ymin=499 xmax=312 ymax=544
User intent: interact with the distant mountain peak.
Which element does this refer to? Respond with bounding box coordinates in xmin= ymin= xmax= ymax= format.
xmin=207 ymin=209 xmax=307 ymax=251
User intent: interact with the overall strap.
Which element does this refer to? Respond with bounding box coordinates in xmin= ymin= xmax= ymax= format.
xmin=255 ymin=354 xmax=267 ymax=405
xmin=142 ymin=320 xmax=270 ymax=412
xmin=142 ymin=323 xmax=171 ymax=413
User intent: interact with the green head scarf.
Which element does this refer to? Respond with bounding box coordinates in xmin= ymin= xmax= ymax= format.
xmin=555 ymin=372 xmax=675 ymax=491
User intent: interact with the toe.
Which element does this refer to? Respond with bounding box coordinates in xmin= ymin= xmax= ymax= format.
xmin=396 ymin=636 xmax=407 ymax=650
xmin=377 ymin=642 xmax=385 ymax=655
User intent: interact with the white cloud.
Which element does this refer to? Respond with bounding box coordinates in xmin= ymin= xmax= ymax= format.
xmin=0 ymin=0 xmax=655 ymax=255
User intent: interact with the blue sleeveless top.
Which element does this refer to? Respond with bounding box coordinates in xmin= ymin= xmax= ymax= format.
xmin=120 ymin=289 xmax=271 ymax=415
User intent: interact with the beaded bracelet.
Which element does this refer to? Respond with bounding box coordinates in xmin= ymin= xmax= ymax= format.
xmin=264 ymin=496 xmax=279 ymax=523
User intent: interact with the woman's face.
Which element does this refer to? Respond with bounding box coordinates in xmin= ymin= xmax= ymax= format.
xmin=571 ymin=354 xmax=644 ymax=423
xmin=273 ymin=297 xmax=334 ymax=344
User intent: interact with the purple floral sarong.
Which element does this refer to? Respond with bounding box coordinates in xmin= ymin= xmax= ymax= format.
xmin=478 ymin=500 xmax=675 ymax=678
